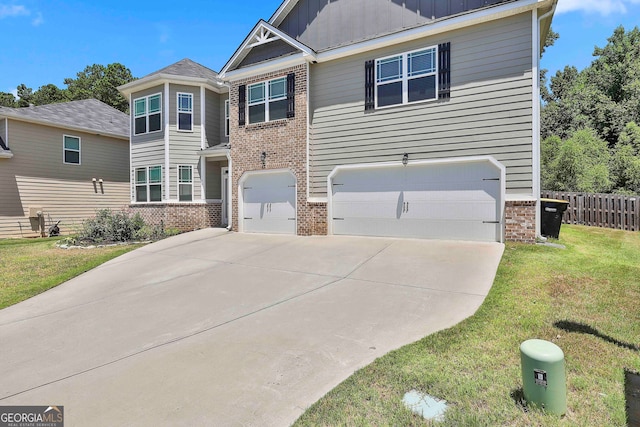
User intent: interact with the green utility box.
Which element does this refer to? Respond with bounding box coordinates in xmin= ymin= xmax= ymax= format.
xmin=520 ymin=339 xmax=567 ymax=415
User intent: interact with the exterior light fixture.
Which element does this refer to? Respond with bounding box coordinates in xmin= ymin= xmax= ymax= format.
xmin=260 ymin=151 xmax=267 ymax=168
xmin=402 ymin=153 xmax=409 ymax=166
xmin=92 ymin=178 xmax=97 ymax=182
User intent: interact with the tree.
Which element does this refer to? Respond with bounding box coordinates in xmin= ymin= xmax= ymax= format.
xmin=16 ymin=84 xmax=33 ymax=107
xmin=610 ymin=122 xmax=640 ymax=194
xmin=541 ymin=26 xmax=640 ymax=146
xmin=0 ymin=92 xmax=16 ymax=107
xmin=64 ymin=63 xmax=135 ymax=112
xmin=544 ymin=128 xmax=612 ymax=193
xmin=31 ymin=84 xmax=68 ymax=106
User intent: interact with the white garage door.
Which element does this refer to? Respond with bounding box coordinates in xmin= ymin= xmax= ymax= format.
xmin=242 ymin=171 xmax=296 ymax=234
xmin=330 ymin=159 xmax=503 ymax=242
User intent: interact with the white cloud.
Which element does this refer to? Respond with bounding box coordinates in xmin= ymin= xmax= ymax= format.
xmin=9 ymin=88 xmax=18 ymax=98
xmin=32 ymin=11 xmax=43 ymax=26
xmin=0 ymin=4 xmax=29 ymax=18
xmin=556 ymin=0 xmax=640 ymax=16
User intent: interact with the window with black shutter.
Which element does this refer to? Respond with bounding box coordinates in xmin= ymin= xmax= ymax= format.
xmin=366 ymin=43 xmax=450 ymax=109
xmin=238 ymin=85 xmax=246 ymax=126
xmin=365 ymin=59 xmax=375 ymax=111
xmin=287 ymin=73 xmax=295 ymax=118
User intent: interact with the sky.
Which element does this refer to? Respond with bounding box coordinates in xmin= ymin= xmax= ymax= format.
xmin=1 ymin=0 xmax=639 ymax=97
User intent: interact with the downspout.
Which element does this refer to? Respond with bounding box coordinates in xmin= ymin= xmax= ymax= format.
xmin=533 ymin=1 xmax=557 ymax=239
xmin=221 ymin=82 xmax=233 ymax=231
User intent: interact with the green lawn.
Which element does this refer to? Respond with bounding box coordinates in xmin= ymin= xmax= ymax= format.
xmin=0 ymin=238 xmax=143 ymax=310
xmin=294 ymin=225 xmax=640 ymax=426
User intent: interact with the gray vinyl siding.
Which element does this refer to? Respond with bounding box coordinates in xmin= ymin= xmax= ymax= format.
xmin=309 ymin=12 xmax=534 ymax=198
xmin=204 ymin=89 xmax=227 ymax=146
xmin=131 ymin=85 xmax=165 ymax=144
xmin=168 ymin=84 xmax=203 ymax=201
xmin=238 ymin=40 xmax=299 ymax=68
xmin=0 ymin=119 xmax=129 ymax=238
xmin=219 ymin=96 xmax=229 ymax=144
xmin=279 ymin=0 xmax=511 ymax=52
xmin=205 ymin=159 xmax=223 ymax=200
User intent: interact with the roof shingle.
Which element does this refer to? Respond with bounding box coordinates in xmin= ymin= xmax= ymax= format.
xmin=0 ymin=99 xmax=129 ymax=138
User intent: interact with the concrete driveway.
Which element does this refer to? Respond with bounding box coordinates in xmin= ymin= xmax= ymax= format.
xmin=0 ymin=230 xmax=504 ymax=426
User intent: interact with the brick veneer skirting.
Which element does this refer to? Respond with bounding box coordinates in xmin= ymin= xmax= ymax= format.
xmin=504 ymin=200 xmax=537 ymax=243
xmin=128 ymin=203 xmax=222 ymax=232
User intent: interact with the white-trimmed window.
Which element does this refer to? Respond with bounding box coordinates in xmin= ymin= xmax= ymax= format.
xmin=248 ymin=77 xmax=287 ymax=124
xmin=224 ymin=99 xmax=230 ymax=137
xmin=376 ymin=46 xmax=438 ymax=108
xmin=134 ymin=93 xmax=162 ymax=135
xmin=63 ymin=135 xmax=81 ymax=165
xmin=135 ymin=166 xmax=162 ymax=202
xmin=177 ymin=93 xmax=193 ymax=131
xmin=178 ymin=165 xmax=193 ymax=202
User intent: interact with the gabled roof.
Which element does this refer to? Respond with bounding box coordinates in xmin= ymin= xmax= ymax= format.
xmin=119 ymin=58 xmax=226 ymax=96
xmin=219 ymin=20 xmax=316 ymax=78
xmin=0 ymin=99 xmax=129 ymax=139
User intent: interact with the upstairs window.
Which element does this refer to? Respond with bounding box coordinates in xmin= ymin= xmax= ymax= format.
xmin=63 ymin=135 xmax=81 ymax=165
xmin=376 ymin=46 xmax=438 ymax=108
xmin=248 ymin=77 xmax=287 ymax=124
xmin=134 ymin=93 xmax=162 ymax=135
xmin=177 ymin=93 xmax=193 ymax=131
xmin=135 ymin=166 xmax=162 ymax=202
xmin=178 ymin=165 xmax=193 ymax=201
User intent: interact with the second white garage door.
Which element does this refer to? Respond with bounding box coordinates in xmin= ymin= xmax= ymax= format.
xmin=241 ymin=170 xmax=297 ymax=234
xmin=329 ymin=158 xmax=504 ymax=242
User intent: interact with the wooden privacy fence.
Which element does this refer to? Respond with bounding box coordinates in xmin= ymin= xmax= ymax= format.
xmin=541 ymin=191 xmax=640 ymax=231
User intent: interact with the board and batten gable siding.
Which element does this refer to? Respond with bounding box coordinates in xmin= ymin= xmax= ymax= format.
xmin=0 ymin=119 xmax=129 ymax=238
xmin=238 ymin=39 xmax=300 ymax=69
xmin=278 ymin=0 xmax=511 ymax=52
xmin=309 ymin=11 xmax=534 ymax=199
xmin=168 ymin=83 xmax=203 ymax=201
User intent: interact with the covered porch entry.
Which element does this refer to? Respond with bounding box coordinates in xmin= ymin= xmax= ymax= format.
xmin=200 ymin=145 xmax=230 ymax=227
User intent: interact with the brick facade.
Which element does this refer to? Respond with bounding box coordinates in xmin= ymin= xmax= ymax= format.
xmin=128 ymin=202 xmax=222 ymax=232
xmin=504 ymin=200 xmax=537 ymax=243
xmin=230 ymin=63 xmax=327 ymax=235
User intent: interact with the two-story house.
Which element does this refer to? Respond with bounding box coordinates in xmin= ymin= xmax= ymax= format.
xmin=120 ymin=0 xmax=557 ymax=243
xmin=118 ymin=59 xmax=232 ymax=230
xmin=0 ymin=99 xmax=130 ymax=238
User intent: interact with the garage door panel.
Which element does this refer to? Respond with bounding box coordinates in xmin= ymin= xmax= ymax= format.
xmin=242 ymin=171 xmax=296 ymax=235
xmin=330 ymin=160 xmax=502 ymax=242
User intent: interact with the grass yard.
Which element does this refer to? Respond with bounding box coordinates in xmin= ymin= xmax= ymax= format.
xmin=0 ymin=238 xmax=143 ymax=310
xmin=295 ymin=225 xmax=640 ymax=426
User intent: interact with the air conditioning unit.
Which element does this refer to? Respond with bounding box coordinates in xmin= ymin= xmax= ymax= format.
xmin=29 ymin=207 xmax=44 ymax=218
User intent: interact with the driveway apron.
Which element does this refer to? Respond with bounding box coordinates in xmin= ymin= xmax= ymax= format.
xmin=0 ymin=229 xmax=504 ymax=426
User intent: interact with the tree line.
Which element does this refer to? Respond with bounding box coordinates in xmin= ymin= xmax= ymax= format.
xmin=541 ymin=26 xmax=640 ymax=195
xmin=0 ymin=63 xmax=135 ymax=113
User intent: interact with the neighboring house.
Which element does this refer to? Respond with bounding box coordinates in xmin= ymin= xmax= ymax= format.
xmin=117 ymin=59 xmax=231 ymax=231
xmin=0 ymin=99 xmax=130 ymax=238
xmin=120 ymin=0 xmax=557 ymax=243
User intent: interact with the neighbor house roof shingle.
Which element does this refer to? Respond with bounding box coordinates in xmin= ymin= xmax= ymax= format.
xmin=0 ymin=99 xmax=129 ymax=139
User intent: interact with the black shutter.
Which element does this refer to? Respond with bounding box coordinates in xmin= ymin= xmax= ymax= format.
xmin=438 ymin=42 xmax=451 ymax=100
xmin=286 ymin=73 xmax=295 ymax=118
xmin=238 ymin=85 xmax=246 ymax=126
xmin=365 ymin=59 xmax=375 ymax=111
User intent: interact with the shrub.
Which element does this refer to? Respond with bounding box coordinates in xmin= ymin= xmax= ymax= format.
xmin=77 ymin=210 xmax=179 ymax=244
